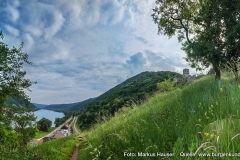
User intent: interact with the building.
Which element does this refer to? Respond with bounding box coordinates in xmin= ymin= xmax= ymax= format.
xmin=174 ymin=68 xmax=195 ymax=83
xmin=60 ymin=122 xmax=69 ymax=136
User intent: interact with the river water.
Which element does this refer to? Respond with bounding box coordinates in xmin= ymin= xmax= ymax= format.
xmin=34 ymin=109 xmax=64 ymax=127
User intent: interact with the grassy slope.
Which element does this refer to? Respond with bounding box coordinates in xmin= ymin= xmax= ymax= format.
xmin=77 ymin=73 xmax=240 ymax=160
xmin=77 ymin=71 xmax=181 ymax=129
xmin=27 ymin=136 xmax=79 ymax=160
xmin=24 ymin=72 xmax=240 ymax=160
xmin=34 ymin=127 xmax=57 ymax=139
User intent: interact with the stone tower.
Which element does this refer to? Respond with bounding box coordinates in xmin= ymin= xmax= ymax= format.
xmin=183 ymin=68 xmax=189 ymax=78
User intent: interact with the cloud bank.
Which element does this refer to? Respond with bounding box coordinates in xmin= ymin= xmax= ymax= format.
xmin=0 ymin=0 xmax=194 ymax=104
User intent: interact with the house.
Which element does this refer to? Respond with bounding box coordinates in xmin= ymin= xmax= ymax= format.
xmin=60 ymin=122 xmax=69 ymax=136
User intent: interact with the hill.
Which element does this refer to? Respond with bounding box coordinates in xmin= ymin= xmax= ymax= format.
xmin=67 ymin=97 xmax=96 ymax=113
xmin=43 ymin=102 xmax=81 ymax=112
xmin=6 ymin=97 xmax=38 ymax=111
xmin=76 ymin=71 xmax=181 ymax=129
xmin=31 ymin=98 xmax=96 ymax=113
xmin=31 ymin=103 xmax=47 ymax=109
xmin=76 ymin=72 xmax=240 ymax=159
xmin=21 ymin=72 xmax=240 ymax=160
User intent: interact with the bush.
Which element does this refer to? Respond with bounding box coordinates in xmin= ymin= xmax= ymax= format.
xmin=37 ymin=118 xmax=52 ymax=132
xmin=157 ymin=78 xmax=174 ymax=92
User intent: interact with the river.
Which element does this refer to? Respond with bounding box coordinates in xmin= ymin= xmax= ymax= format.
xmin=34 ymin=109 xmax=64 ymax=127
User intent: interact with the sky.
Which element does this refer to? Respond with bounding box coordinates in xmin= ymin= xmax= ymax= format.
xmin=0 ymin=0 xmax=197 ymax=104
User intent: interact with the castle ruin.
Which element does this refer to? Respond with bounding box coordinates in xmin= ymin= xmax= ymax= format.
xmin=174 ymin=68 xmax=195 ymax=83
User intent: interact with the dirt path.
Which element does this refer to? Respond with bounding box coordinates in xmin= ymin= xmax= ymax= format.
xmin=70 ymin=143 xmax=80 ymax=160
xmin=70 ymin=117 xmax=80 ymax=160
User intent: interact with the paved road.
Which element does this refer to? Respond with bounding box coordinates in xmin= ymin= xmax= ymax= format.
xmin=73 ymin=116 xmax=80 ymax=134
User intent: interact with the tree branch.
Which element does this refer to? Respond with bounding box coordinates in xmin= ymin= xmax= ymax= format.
xmin=171 ymin=16 xmax=192 ymax=43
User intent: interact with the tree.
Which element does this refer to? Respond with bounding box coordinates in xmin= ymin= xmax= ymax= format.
xmin=183 ymin=0 xmax=240 ymax=80
xmin=152 ymin=0 xmax=240 ymax=80
xmin=181 ymin=0 xmax=225 ymax=80
xmin=220 ymin=0 xmax=240 ymax=80
xmin=157 ymin=78 xmax=174 ymax=92
xmin=37 ymin=118 xmax=52 ymax=132
xmin=0 ymin=31 xmax=37 ymax=156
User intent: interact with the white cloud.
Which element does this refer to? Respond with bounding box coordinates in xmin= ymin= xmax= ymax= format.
xmin=4 ymin=24 xmax=20 ymax=37
xmin=17 ymin=1 xmax=65 ymax=40
xmin=1 ymin=0 xmax=193 ymax=104
xmin=99 ymin=0 xmax=125 ymax=25
xmin=5 ymin=5 xmax=19 ymax=22
xmin=23 ymin=33 xmax=34 ymax=51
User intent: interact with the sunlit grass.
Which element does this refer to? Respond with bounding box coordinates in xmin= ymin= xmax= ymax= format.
xmin=77 ymin=72 xmax=240 ymax=160
xmin=26 ymin=135 xmax=79 ymax=160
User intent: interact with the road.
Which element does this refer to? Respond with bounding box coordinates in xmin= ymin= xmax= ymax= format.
xmin=73 ymin=116 xmax=79 ymax=134
xmin=70 ymin=116 xmax=80 ymax=134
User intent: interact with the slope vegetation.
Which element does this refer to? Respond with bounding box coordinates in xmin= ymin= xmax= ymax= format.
xmin=77 ymin=72 xmax=240 ymax=159
xmin=76 ymin=71 xmax=180 ymax=129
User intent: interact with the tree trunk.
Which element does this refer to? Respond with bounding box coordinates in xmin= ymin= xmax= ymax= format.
xmin=215 ymin=67 xmax=221 ymax=80
xmin=232 ymin=63 xmax=238 ymax=81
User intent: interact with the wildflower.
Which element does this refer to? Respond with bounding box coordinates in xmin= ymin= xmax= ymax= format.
xmin=220 ymin=88 xmax=223 ymax=92
xmin=198 ymin=103 xmax=201 ymax=108
xmin=204 ymin=132 xmax=209 ymax=137
xmin=210 ymin=133 xmax=215 ymax=139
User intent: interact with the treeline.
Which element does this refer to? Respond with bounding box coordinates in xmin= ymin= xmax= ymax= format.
xmin=44 ymin=102 xmax=80 ymax=112
xmin=77 ymin=71 xmax=181 ymax=130
xmin=54 ymin=112 xmax=72 ymax=127
xmin=67 ymin=97 xmax=96 ymax=114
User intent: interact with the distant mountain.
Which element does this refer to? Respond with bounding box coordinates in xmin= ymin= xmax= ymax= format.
xmin=76 ymin=71 xmax=181 ymax=129
xmin=31 ymin=103 xmax=47 ymax=109
xmin=67 ymin=97 xmax=96 ymax=113
xmin=43 ymin=102 xmax=82 ymax=112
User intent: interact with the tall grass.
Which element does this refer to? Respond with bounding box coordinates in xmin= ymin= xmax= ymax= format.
xmin=4 ymin=135 xmax=79 ymax=160
xmin=77 ymin=73 xmax=240 ymax=160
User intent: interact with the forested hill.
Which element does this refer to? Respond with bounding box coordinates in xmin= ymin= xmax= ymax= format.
xmin=43 ymin=102 xmax=81 ymax=112
xmin=76 ymin=71 xmax=181 ymax=129
xmin=6 ymin=97 xmax=38 ymax=111
xmin=67 ymin=98 xmax=96 ymax=113
xmin=31 ymin=103 xmax=47 ymax=109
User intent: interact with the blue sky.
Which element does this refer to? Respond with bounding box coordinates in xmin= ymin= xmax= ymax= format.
xmin=1 ymin=0 xmax=196 ymax=104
